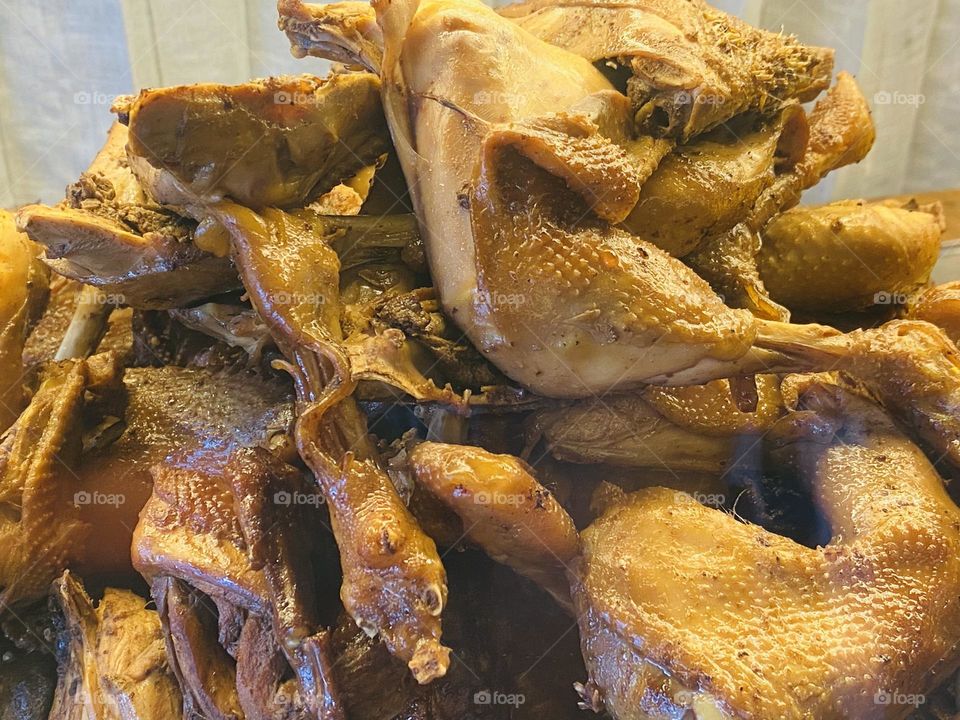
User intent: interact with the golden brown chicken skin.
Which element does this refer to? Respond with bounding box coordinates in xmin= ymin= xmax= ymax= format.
xmin=573 ymin=381 xmax=960 ymax=719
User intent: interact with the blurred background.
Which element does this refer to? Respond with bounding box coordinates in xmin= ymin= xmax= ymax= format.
xmin=0 ymin=0 xmax=957 ymax=208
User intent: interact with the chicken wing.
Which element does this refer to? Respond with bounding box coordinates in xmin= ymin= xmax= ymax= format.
xmin=573 ymin=381 xmax=960 ymax=719
xmin=759 ymin=199 xmax=944 ymax=314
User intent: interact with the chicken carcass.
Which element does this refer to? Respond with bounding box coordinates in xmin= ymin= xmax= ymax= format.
xmin=117 ymin=74 xmax=389 ymax=210
xmin=49 ymin=572 xmax=184 ymax=720
xmin=573 ymin=381 xmax=960 ymax=719
xmin=17 ymin=123 xmax=239 ymax=309
xmin=500 ymin=0 xmax=834 ymax=140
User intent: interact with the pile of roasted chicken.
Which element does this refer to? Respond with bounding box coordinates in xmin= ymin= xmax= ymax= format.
xmin=3 ymin=0 xmax=960 ymax=718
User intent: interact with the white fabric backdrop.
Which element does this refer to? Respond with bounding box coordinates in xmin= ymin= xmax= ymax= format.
xmin=0 ymin=0 xmax=957 ymax=208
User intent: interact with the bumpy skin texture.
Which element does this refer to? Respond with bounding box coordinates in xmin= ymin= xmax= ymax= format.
xmin=573 ymin=383 xmax=960 ymax=719
xmin=760 ymin=200 xmax=944 ymax=313
xmin=0 ymin=355 xmax=120 ymax=610
xmin=910 ymin=281 xmax=960 ymax=345
xmin=410 ymin=441 xmax=580 ymax=606
xmin=685 ymin=72 xmax=876 ymax=319
xmin=375 ymin=0 xmax=773 ymax=397
xmin=216 ymin=202 xmax=450 ymax=684
xmin=622 ymin=107 xmax=805 ymax=257
xmin=119 ymin=73 xmax=389 ymax=209
xmin=499 ymin=0 xmax=834 ymax=140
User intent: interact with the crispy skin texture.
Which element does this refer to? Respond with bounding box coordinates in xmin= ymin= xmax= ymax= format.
xmin=500 ymin=0 xmax=833 ymax=140
xmin=119 ymin=74 xmax=388 ymax=209
xmin=686 ymin=72 xmax=875 ymax=319
xmin=410 ymin=441 xmax=579 ymax=606
xmin=574 ymin=383 xmax=960 ymax=719
xmin=760 ymin=200 xmax=944 ymax=313
xmin=216 ymin=202 xmax=450 ymax=683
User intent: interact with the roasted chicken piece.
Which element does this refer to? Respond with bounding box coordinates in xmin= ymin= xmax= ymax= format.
xmin=142 ymin=445 xmax=340 ymax=720
xmin=776 ymin=320 xmax=960 ymax=473
xmin=759 ymin=199 xmax=944 ymax=314
xmin=0 ymin=353 xmax=121 ymax=611
xmin=685 ymin=71 xmax=876 ymax=318
xmin=532 ymin=376 xmax=783 ymax=473
xmin=49 ymin=571 xmax=183 ymax=720
xmin=499 ymin=0 xmax=833 ymax=140
xmin=622 ymin=105 xmax=806 ymax=257
xmin=0 ymin=210 xmax=49 ymax=432
xmin=410 ymin=441 xmax=579 ymax=606
xmin=573 ymin=381 xmax=960 ymax=719
xmin=373 ymin=0 xmax=879 ymax=396
xmin=215 ymin=202 xmax=450 ymax=683
xmin=910 ymin=281 xmax=960 ymax=345
xmin=17 ymin=123 xmax=239 ymax=309
xmin=117 ymin=73 xmax=389 ymax=209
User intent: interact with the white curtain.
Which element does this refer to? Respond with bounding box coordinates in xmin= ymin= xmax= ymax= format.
xmin=0 ymin=0 xmax=957 ymax=209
